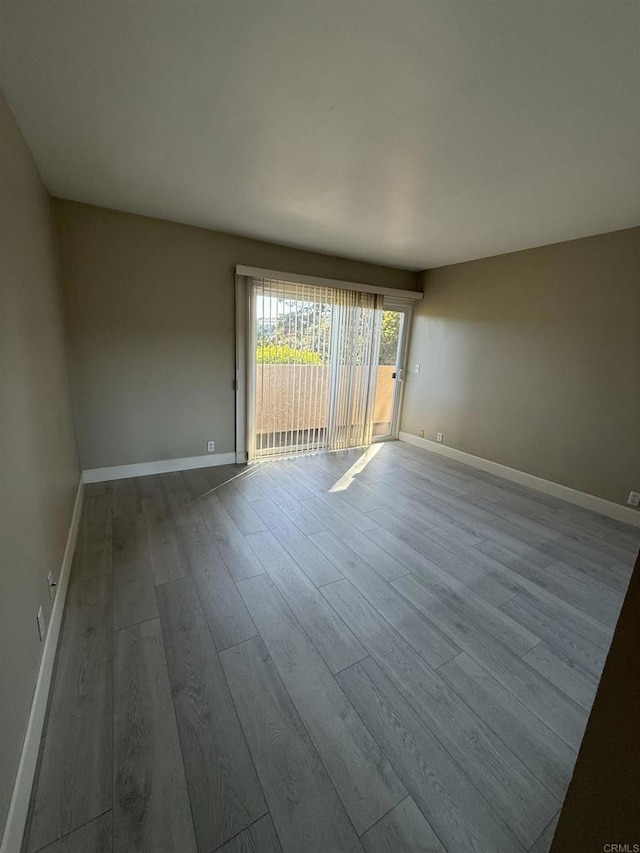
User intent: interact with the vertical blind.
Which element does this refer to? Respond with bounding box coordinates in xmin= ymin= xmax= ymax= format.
xmin=251 ymin=277 xmax=382 ymax=460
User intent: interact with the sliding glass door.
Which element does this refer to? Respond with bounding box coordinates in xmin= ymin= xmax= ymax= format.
xmin=248 ymin=277 xmax=383 ymax=460
xmin=252 ymin=281 xmax=332 ymax=457
xmin=372 ymin=303 xmax=411 ymax=441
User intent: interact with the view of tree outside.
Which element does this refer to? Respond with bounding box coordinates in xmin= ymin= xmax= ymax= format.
xmin=257 ymin=299 xmax=400 ymax=366
xmin=379 ymin=310 xmax=401 ymax=365
xmin=256 ymin=344 xmax=322 ymax=364
xmin=257 ymin=300 xmax=331 ymax=362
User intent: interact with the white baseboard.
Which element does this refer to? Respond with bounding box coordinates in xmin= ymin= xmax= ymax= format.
xmin=398 ymin=432 xmax=640 ymax=529
xmin=82 ymin=451 xmax=238 ymax=483
xmin=0 ymin=477 xmax=84 ymax=853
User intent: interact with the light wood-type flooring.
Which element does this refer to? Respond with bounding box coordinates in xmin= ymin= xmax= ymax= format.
xmin=22 ymin=441 xmax=640 ymax=853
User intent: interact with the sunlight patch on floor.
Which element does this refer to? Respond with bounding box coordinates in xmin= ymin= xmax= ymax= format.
xmin=328 ymin=443 xmax=384 ymax=493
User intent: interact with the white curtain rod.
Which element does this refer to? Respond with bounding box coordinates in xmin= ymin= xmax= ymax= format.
xmin=235 ymin=265 xmax=423 ymax=301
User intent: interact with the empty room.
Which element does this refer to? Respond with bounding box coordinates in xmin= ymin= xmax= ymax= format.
xmin=1 ymin=2 xmax=639 ymax=852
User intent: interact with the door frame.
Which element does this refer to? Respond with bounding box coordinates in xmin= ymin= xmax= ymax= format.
xmin=372 ymin=298 xmax=414 ymax=443
xmin=235 ymin=267 xmax=421 ymax=463
xmin=234 ymin=273 xmax=250 ymax=463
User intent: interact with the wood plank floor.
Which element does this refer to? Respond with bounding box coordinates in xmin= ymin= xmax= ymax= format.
xmin=23 ymin=441 xmax=639 ymax=853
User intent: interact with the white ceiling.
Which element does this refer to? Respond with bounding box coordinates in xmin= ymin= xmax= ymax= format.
xmin=1 ymin=1 xmax=638 ymax=270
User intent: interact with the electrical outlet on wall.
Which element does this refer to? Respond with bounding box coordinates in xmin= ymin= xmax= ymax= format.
xmin=207 ymin=440 xmax=215 ymax=452
xmin=436 ymin=432 xmax=444 ymax=442
xmin=628 ymin=490 xmax=640 ymax=507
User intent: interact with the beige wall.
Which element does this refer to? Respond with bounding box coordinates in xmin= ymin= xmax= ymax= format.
xmin=401 ymin=227 xmax=640 ymax=508
xmin=0 ymin=92 xmax=79 ymax=832
xmin=53 ymin=200 xmax=417 ymax=469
